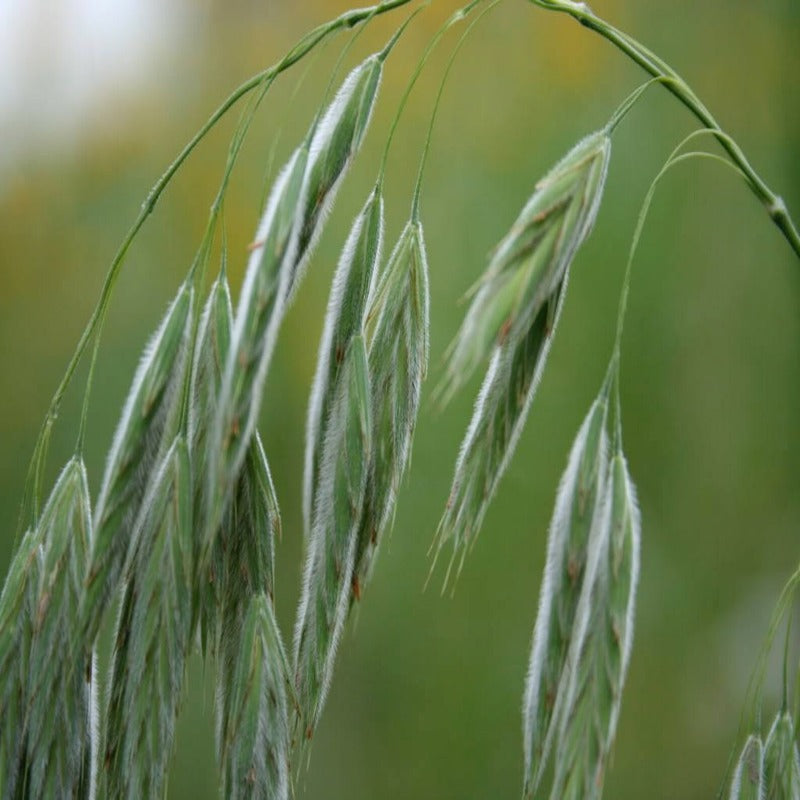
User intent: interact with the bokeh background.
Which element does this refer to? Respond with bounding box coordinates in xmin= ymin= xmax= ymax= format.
xmin=1 ymin=1 xmax=799 ymax=797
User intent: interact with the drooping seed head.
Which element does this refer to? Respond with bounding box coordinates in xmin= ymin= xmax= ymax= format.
xmin=220 ymin=594 xmax=290 ymax=800
xmin=294 ymin=333 xmax=372 ymax=735
xmin=25 ymin=457 xmax=94 ymax=799
xmin=354 ymin=219 xmax=430 ymax=593
xmin=303 ymin=184 xmax=384 ymax=541
xmin=442 ymin=130 xmax=610 ymax=398
xmin=84 ymin=282 xmax=193 ymax=644
xmin=522 ymin=386 xmax=610 ymax=796
xmin=104 ymin=436 xmax=193 ymax=800
xmin=764 ymin=711 xmax=800 ymax=799
xmin=730 ymin=735 xmax=765 ymax=800
xmin=546 ymin=447 xmax=641 ymax=800
xmin=436 ymin=131 xmax=610 ymax=572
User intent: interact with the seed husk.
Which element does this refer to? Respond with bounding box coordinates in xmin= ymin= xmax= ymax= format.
xmin=730 ymin=735 xmax=765 ymax=800
xmin=547 ymin=448 xmax=641 ymax=800
xmin=304 ymin=183 xmax=384 ymax=541
xmin=26 ymin=458 xmax=94 ymax=799
xmin=764 ymin=711 xmax=800 ymax=799
xmin=104 ymin=437 xmax=193 ymax=800
xmin=84 ymin=282 xmax=193 ymax=644
xmin=436 ymin=132 xmax=611 ymax=569
xmin=354 ymin=219 xmax=430 ymax=593
xmin=293 ymin=333 xmax=372 ymax=736
xmin=522 ymin=387 xmax=610 ymax=795
xmin=220 ymin=593 xmax=290 ymax=800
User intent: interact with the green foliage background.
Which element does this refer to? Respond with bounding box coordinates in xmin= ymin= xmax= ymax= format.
xmin=1 ymin=1 xmax=798 ymax=797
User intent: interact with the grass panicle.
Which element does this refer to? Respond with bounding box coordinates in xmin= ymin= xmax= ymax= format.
xmin=730 ymin=735 xmax=765 ymax=800
xmin=84 ymin=283 xmax=193 ymax=644
xmin=547 ymin=446 xmax=641 ymax=800
xmin=435 ymin=131 xmax=611 ymax=578
xmin=355 ymin=219 xmax=430 ymax=593
xmin=522 ymin=384 xmax=610 ymax=796
xmin=220 ymin=593 xmax=290 ymax=800
xmin=104 ymin=437 xmax=193 ymax=800
xmin=25 ymin=458 xmax=94 ymax=799
xmin=303 ymin=183 xmax=384 ymax=541
xmin=294 ymin=333 xmax=372 ymax=737
xmin=0 ymin=527 xmax=42 ymax=798
xmin=763 ymin=711 xmax=800 ymax=799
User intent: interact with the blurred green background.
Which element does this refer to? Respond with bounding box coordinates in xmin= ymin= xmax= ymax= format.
xmin=1 ymin=0 xmax=799 ymax=797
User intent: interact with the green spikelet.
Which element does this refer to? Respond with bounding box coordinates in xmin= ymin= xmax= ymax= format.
xmin=220 ymin=594 xmax=290 ymax=800
xmin=84 ymin=283 xmax=193 ymax=643
xmin=437 ymin=132 xmax=610 ymax=566
xmin=293 ymin=334 xmax=372 ymax=736
xmin=764 ymin=711 xmax=800 ymax=800
xmin=730 ymin=735 xmax=765 ymax=800
xmin=547 ymin=448 xmax=641 ymax=800
xmin=104 ymin=437 xmax=193 ymax=800
xmin=354 ymin=219 xmax=429 ymax=596
xmin=522 ymin=386 xmax=610 ymax=795
xmin=25 ymin=458 xmax=94 ymax=799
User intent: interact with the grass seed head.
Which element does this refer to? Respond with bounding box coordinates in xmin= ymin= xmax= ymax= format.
xmin=547 ymin=448 xmax=640 ymax=800
xmin=104 ymin=437 xmax=193 ymax=800
xmin=220 ymin=594 xmax=290 ymax=800
xmin=522 ymin=387 xmax=610 ymax=795
xmin=354 ymin=219 xmax=430 ymax=591
xmin=730 ymin=735 xmax=765 ymax=800
xmin=304 ymin=184 xmax=384 ymax=541
xmin=294 ymin=333 xmax=372 ymax=736
xmin=25 ymin=458 xmax=93 ymax=799
xmin=764 ymin=711 xmax=800 ymax=799
xmin=441 ymin=130 xmax=609 ymax=400
xmin=84 ymin=282 xmax=193 ymax=644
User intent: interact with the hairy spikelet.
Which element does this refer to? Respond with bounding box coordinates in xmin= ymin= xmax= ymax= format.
xmin=104 ymin=438 xmax=192 ymax=800
xmin=84 ymin=283 xmax=193 ymax=643
xmin=548 ymin=448 xmax=641 ymax=800
xmin=304 ymin=184 xmax=383 ymax=540
xmin=0 ymin=527 xmax=41 ymax=798
xmin=764 ymin=711 xmax=800 ymax=799
xmin=354 ymin=219 xmax=429 ymax=593
xmin=437 ymin=132 xmax=610 ymax=565
xmin=220 ymin=594 xmax=290 ymax=800
xmin=522 ymin=388 xmax=610 ymax=796
xmin=25 ymin=458 xmax=94 ymax=798
xmin=190 ymin=273 xmax=280 ymax=658
xmin=294 ymin=334 xmax=372 ymax=735
xmin=730 ymin=736 xmax=765 ymax=800
xmin=210 ymin=53 xmax=383 ymax=543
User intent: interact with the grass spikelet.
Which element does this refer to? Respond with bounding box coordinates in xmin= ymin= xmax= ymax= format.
xmin=25 ymin=458 xmax=94 ymax=799
xmin=355 ymin=219 xmax=429 ymax=593
xmin=220 ymin=593 xmax=290 ymax=800
xmin=190 ymin=272 xmax=280 ymax=655
xmin=293 ymin=333 xmax=372 ymax=737
xmin=441 ymin=131 xmax=610 ymax=400
xmin=84 ymin=282 xmax=193 ymax=643
xmin=104 ymin=437 xmax=193 ymax=800
xmin=436 ymin=131 xmax=611 ymax=570
xmin=763 ymin=711 xmax=800 ymax=799
xmin=304 ymin=183 xmax=384 ymax=540
xmin=0 ymin=526 xmax=42 ymax=798
xmin=547 ymin=447 xmax=641 ymax=800
xmin=522 ymin=386 xmax=610 ymax=796
xmin=730 ymin=735 xmax=765 ymax=800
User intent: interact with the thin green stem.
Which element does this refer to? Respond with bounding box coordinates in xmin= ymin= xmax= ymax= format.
xmin=377 ymin=0 xmax=479 ymax=185
xmin=609 ymin=129 xmax=748 ymax=447
xmin=411 ymin=0 xmax=502 ymax=221
xmin=18 ymin=0 xmax=414 ymax=535
xmin=529 ymin=0 xmax=800 ymax=259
